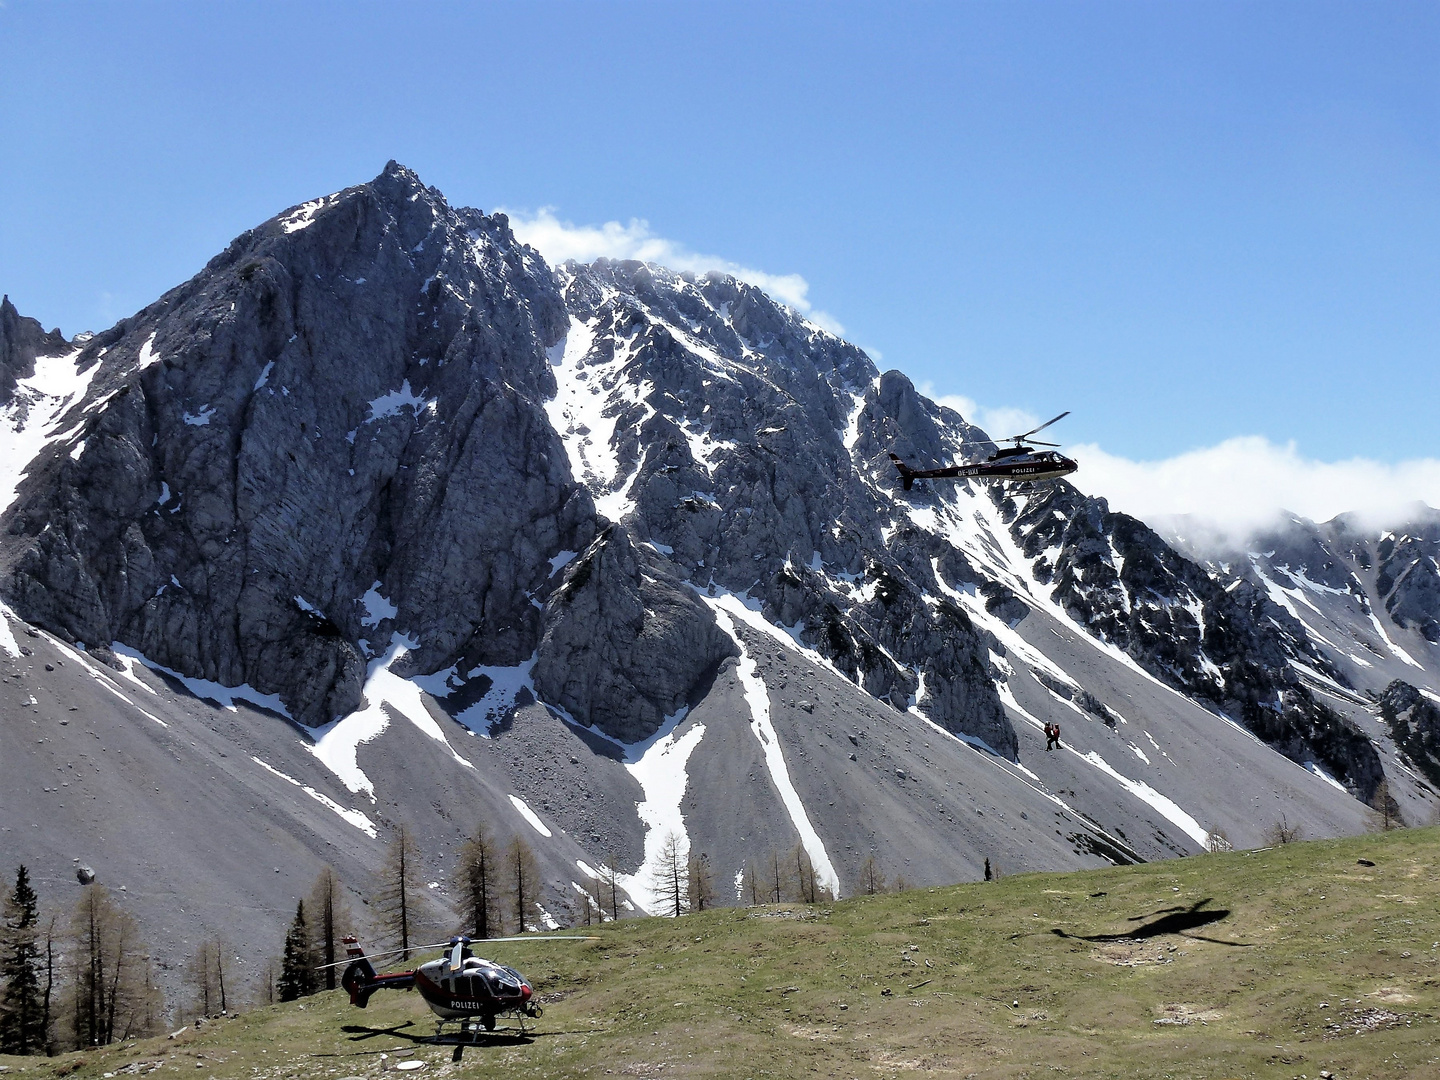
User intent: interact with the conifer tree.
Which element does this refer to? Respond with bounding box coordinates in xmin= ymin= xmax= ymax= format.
xmin=376 ymin=827 xmax=421 ymax=958
xmin=453 ymin=825 xmax=501 ymax=940
xmin=67 ymin=885 xmax=160 ymax=1047
xmin=506 ymin=835 xmax=541 ymax=933
xmin=651 ymin=832 xmax=687 ymax=917
xmin=0 ymin=865 xmax=44 ymax=1054
xmin=307 ymin=868 xmax=351 ymax=990
xmin=278 ymin=901 xmax=314 ymax=1002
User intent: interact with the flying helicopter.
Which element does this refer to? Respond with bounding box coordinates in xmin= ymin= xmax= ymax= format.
xmin=333 ymin=933 xmax=593 ymax=1057
xmin=889 ymin=411 xmax=1078 ymax=491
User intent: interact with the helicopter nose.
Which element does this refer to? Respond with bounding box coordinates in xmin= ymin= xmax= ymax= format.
xmin=520 ymin=983 xmax=532 ymax=1000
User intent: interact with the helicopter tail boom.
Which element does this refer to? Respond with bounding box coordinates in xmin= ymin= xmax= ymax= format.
xmin=339 ymin=937 xmax=415 ymax=1008
xmin=887 ymin=453 xmax=917 ymax=491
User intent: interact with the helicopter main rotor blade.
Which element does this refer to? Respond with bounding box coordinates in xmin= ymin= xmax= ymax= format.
xmin=314 ymin=934 xmax=601 ymax=967
xmin=1013 ymin=410 xmax=1070 ymax=441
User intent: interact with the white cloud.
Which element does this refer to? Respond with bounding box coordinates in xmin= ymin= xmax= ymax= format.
xmin=501 ymin=207 xmax=844 ymax=335
xmin=920 ymin=388 xmax=1042 ymax=443
xmin=1068 ymin=436 xmax=1440 ymax=546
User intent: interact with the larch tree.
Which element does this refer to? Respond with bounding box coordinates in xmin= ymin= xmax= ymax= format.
xmin=1370 ymin=780 xmax=1404 ymax=831
xmin=185 ymin=938 xmax=231 ymax=1017
xmin=307 ymin=867 xmax=351 ymax=990
xmin=454 ymin=825 xmax=501 ymax=940
xmin=505 ymin=835 xmax=541 ymax=933
xmin=858 ymin=854 xmax=887 ymax=896
xmin=651 ymin=832 xmax=687 ymax=918
xmin=67 ymin=885 xmax=160 ymax=1048
xmin=0 ymin=865 xmax=45 ymax=1054
xmin=597 ymin=858 xmax=621 ymax=923
xmin=792 ymin=845 xmax=818 ymax=904
xmin=686 ymin=854 xmax=714 ymax=912
xmin=763 ymin=851 xmax=785 ymax=904
xmin=742 ymin=861 xmax=760 ymax=906
xmin=278 ymin=901 xmax=314 ymax=1002
xmin=376 ymin=826 xmax=421 ymax=958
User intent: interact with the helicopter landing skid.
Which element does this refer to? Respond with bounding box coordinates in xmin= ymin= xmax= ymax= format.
xmin=431 ymin=1014 xmax=536 ymax=1061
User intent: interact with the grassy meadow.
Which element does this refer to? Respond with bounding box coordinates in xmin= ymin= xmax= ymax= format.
xmin=4 ymin=827 xmax=1438 ymax=1080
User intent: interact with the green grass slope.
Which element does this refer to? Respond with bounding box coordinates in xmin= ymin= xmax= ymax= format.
xmin=6 ymin=829 xmax=1439 ymax=1079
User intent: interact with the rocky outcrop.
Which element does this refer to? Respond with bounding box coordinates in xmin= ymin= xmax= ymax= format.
xmin=533 ymin=525 xmax=738 ymax=742
xmin=1378 ymin=680 xmax=1440 ymax=789
xmin=0 ymin=294 xmax=71 ymax=405
xmin=1001 ymin=483 xmax=1384 ymax=798
xmin=1373 ymin=517 xmax=1440 ymax=645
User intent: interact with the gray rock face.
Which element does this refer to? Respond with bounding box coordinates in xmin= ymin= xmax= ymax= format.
xmin=533 ymin=524 xmax=738 ymax=742
xmin=1 ymin=163 xmax=593 ymax=725
xmin=546 ymin=260 xmax=1015 ymax=755
xmin=999 ymin=483 xmax=1384 ymax=798
xmin=0 ymin=294 xmax=71 ymax=405
xmin=1372 ymin=515 xmax=1440 ymax=645
xmin=1379 ymin=680 xmax=1440 ymax=789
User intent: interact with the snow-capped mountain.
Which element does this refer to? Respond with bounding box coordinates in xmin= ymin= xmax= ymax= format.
xmin=1 ymin=164 xmax=1427 ymax=974
xmin=1168 ymin=509 xmax=1440 ymax=807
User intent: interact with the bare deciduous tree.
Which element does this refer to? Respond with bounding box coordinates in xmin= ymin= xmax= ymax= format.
xmin=793 ymin=845 xmax=818 ymax=904
xmin=377 ymin=826 xmax=421 ymax=958
xmin=454 ymin=825 xmax=502 ymax=940
xmin=506 ymin=835 xmax=541 ymax=933
xmin=67 ymin=885 xmax=162 ymax=1048
xmin=687 ymin=854 xmax=714 ymax=912
xmin=597 ymin=857 xmax=621 ymax=923
xmin=185 ymin=938 xmax=231 ymax=1017
xmin=858 ymin=854 xmax=887 ymax=896
xmin=308 ymin=867 xmax=351 ymax=991
xmin=1263 ymin=815 xmax=1303 ymax=846
xmin=651 ymin=832 xmax=687 ymax=917
xmin=1370 ymin=780 xmax=1405 ymax=831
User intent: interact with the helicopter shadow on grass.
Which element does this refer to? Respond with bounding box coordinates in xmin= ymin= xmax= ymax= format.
xmin=1050 ymin=898 xmax=1253 ymax=947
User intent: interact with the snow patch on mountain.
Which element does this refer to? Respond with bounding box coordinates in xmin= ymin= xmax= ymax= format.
xmin=1 ymin=347 xmax=95 ymax=513
xmin=311 ymin=634 xmax=474 ymax=798
xmin=710 ymin=605 xmax=840 ymax=898
xmin=608 ymin=708 xmax=706 ymax=915
xmin=110 ymin=642 xmax=291 ymax=720
xmin=250 ymin=756 xmax=378 ymax=838
xmin=509 ymin=794 xmax=553 ymax=838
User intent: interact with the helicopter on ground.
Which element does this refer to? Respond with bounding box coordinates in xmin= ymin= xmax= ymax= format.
xmin=889 ymin=411 xmax=1078 ymax=491
xmin=334 ymin=933 xmax=592 ymax=1057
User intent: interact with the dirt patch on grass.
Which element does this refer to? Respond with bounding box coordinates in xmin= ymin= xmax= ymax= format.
xmin=1088 ymin=941 xmax=1181 ymax=966
xmin=1151 ymin=1002 xmax=1222 ymax=1026
xmin=1367 ymin=986 xmax=1418 ymax=1004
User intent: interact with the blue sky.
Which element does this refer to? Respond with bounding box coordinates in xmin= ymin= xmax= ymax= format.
xmin=2 ymin=2 xmax=1436 ymax=529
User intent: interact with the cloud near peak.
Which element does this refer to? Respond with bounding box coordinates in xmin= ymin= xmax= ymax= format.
xmin=1069 ymin=436 xmax=1440 ymax=547
xmin=923 ymin=390 xmax=1438 ymax=548
xmin=502 ymin=207 xmax=844 ymax=336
